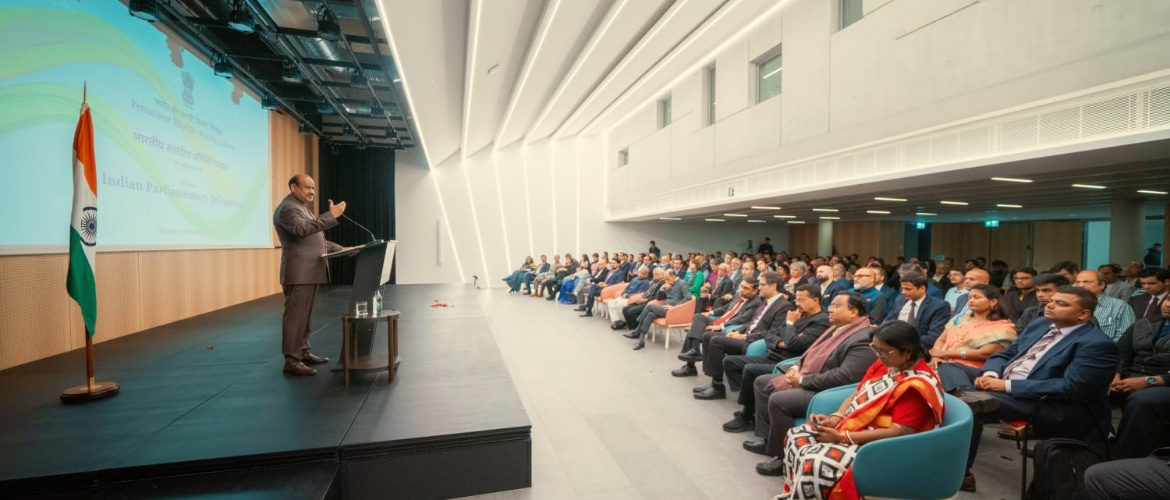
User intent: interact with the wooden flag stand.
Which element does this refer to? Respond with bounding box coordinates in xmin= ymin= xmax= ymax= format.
xmin=61 ymin=332 xmax=119 ymax=403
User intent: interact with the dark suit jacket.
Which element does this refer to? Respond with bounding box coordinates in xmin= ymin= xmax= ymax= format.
xmin=273 ymin=194 xmax=342 ymax=285
xmin=602 ymin=269 xmax=625 ymax=287
xmin=535 ymin=262 xmax=551 ymax=274
xmin=713 ymin=296 xmax=763 ymax=327
xmin=883 ymin=294 xmax=951 ymax=348
xmin=983 ymin=319 xmax=1118 ymax=435
xmin=710 ymin=276 xmax=734 ymax=301
xmin=798 ymin=321 xmax=878 ymax=392
xmin=767 ymin=311 xmax=831 ymax=359
xmin=745 ymin=296 xmax=795 ymax=342
xmin=1130 ymin=293 xmax=1167 ymax=322
xmin=820 ymin=281 xmax=846 ymax=309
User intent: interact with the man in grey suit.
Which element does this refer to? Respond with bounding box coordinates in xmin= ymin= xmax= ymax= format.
xmin=274 ymin=174 xmax=346 ymax=376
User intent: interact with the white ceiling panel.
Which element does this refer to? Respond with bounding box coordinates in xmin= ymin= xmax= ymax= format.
xmin=580 ymin=0 xmax=783 ymax=136
xmin=524 ymin=0 xmax=675 ymax=143
xmin=494 ymin=0 xmax=615 ymax=150
xmin=556 ymin=0 xmax=728 ymax=138
xmin=461 ymin=0 xmax=544 ymax=158
xmin=378 ymin=0 xmax=469 ymax=166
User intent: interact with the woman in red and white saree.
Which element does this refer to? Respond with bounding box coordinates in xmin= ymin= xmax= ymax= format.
xmin=775 ymin=321 xmax=946 ymax=500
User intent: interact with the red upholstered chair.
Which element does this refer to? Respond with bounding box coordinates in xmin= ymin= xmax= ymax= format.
xmin=596 ymin=282 xmax=628 ymax=318
xmin=650 ymin=299 xmax=696 ymax=349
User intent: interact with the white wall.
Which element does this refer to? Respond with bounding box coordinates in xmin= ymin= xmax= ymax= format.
xmin=607 ymin=0 xmax=1170 ymax=210
xmin=394 ymin=137 xmax=787 ymax=286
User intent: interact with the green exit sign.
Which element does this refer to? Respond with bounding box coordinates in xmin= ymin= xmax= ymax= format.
xmin=985 ymin=220 xmax=1000 ymax=228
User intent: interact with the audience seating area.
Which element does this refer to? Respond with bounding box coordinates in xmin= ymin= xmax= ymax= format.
xmin=503 ymin=246 xmax=1170 ymax=499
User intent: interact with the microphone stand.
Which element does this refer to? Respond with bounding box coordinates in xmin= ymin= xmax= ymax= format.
xmin=341 ymin=214 xmax=381 ymax=244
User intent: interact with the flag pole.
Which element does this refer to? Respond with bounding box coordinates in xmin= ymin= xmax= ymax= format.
xmin=61 ymin=81 xmax=117 ymax=403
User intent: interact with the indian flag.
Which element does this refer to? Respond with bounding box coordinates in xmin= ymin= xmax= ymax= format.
xmin=67 ymin=95 xmax=98 ymax=337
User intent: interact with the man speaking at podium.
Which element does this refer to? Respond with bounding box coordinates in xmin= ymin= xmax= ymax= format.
xmin=274 ymin=174 xmax=346 ymax=376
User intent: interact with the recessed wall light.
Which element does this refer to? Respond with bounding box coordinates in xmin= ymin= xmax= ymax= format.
xmin=812 ymin=208 xmax=839 ymax=212
xmin=820 ymin=216 xmax=840 ymax=220
xmin=724 ymin=213 xmax=748 ymax=217
xmin=751 ymin=206 xmax=782 ymax=210
xmin=658 ymin=217 xmax=681 ymax=221
xmin=705 ymin=218 xmax=725 ymax=222
xmin=1072 ymin=184 xmax=1106 ymax=189
xmin=874 ymin=197 xmax=907 ymax=202
xmin=1138 ymin=190 xmax=1168 ymax=195
xmin=787 ymin=220 xmax=805 ymax=224
xmin=866 ymin=210 xmax=891 ymax=214
xmin=996 ymin=204 xmax=1023 ymax=208
xmin=940 ymin=201 xmax=969 ymax=206
xmin=991 ymin=177 xmax=1033 ymax=183
xmin=916 ymin=212 xmax=937 ymax=216
xmin=773 ymin=215 xmax=796 ymax=219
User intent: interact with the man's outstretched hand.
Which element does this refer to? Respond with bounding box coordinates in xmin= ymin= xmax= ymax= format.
xmin=329 ymin=199 xmax=347 ymax=218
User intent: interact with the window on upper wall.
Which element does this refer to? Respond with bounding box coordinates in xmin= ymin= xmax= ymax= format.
xmin=658 ymin=95 xmax=672 ymax=128
xmin=705 ymin=66 xmax=717 ymax=126
xmin=840 ymin=0 xmax=864 ymax=29
xmin=756 ymin=53 xmax=782 ymax=103
xmin=618 ymin=148 xmax=629 ymax=166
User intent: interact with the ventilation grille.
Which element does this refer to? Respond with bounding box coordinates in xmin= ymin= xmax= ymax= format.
xmin=610 ymin=77 xmax=1170 ymax=219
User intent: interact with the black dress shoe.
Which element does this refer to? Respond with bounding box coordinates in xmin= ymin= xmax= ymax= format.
xmin=694 ymin=385 xmax=726 ymax=400
xmin=743 ymin=439 xmax=768 ymax=455
xmin=623 ymin=331 xmax=640 ymax=339
xmin=693 ymin=383 xmax=713 ymax=394
xmin=723 ymin=414 xmax=754 ymax=433
xmin=632 ymin=341 xmax=645 ymax=351
xmin=671 ymin=364 xmax=697 ymax=377
xmin=579 ymin=311 xmax=593 ymax=317
xmin=961 ymin=472 xmax=976 ymax=492
xmin=545 ymin=296 xmax=555 ymax=301
xmin=283 ymin=359 xmax=317 ymax=376
xmin=301 ymin=352 xmax=329 ymax=365
xmin=677 ymin=349 xmax=702 ymax=362
xmin=573 ymin=306 xmax=587 ymax=311
xmin=611 ymin=321 xmax=627 ymax=330
xmin=756 ymin=457 xmax=784 ymax=476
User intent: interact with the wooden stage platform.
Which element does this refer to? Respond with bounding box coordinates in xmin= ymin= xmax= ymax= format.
xmin=0 ymin=284 xmax=531 ymax=499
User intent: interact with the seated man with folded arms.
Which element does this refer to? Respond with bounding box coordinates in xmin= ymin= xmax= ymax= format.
xmin=744 ymin=292 xmax=877 ymax=476
xmin=948 ymin=286 xmax=1117 ymax=493
xmin=720 ymin=284 xmax=832 ymax=433
xmin=671 ymin=277 xmax=762 ymax=377
xmin=625 ymin=269 xmax=690 ymax=350
xmin=606 ymin=267 xmax=651 ymax=327
xmin=693 ymin=272 xmax=794 ymax=400
xmin=617 ymin=268 xmax=665 ymax=330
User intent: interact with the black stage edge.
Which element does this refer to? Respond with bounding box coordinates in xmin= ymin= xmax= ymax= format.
xmin=0 ymin=284 xmax=531 ymax=499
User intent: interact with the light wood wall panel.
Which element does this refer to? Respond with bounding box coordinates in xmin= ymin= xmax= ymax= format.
xmin=0 ymin=255 xmax=77 ymax=364
xmin=94 ymin=252 xmax=143 ymax=344
xmin=931 ymin=223 xmax=990 ymax=264
xmin=786 ymin=225 xmax=820 ymax=255
xmin=988 ymin=222 xmax=1031 ymax=268
xmin=0 ymin=112 xmax=315 ymax=370
xmin=879 ymin=221 xmax=905 ymax=262
xmin=832 ymin=221 xmax=881 ymax=261
xmin=1033 ymin=221 xmax=1084 ymax=271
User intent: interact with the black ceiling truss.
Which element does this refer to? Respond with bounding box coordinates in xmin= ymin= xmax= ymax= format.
xmin=149 ymin=0 xmax=414 ymax=150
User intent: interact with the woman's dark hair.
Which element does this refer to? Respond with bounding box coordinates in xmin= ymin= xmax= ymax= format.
xmin=967 ymin=284 xmax=1009 ymax=321
xmin=872 ymin=320 xmax=926 ymax=363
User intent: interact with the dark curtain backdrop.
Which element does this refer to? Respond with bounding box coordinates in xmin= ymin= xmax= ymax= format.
xmin=317 ymin=142 xmax=397 ymax=285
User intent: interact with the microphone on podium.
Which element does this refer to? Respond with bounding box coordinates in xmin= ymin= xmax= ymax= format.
xmin=341 ymin=214 xmax=380 ymax=244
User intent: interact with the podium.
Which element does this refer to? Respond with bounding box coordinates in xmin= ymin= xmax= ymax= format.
xmin=324 ymin=240 xmax=399 ymax=385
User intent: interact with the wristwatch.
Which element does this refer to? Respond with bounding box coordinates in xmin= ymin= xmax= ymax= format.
xmin=1147 ymin=376 xmax=1161 ymax=386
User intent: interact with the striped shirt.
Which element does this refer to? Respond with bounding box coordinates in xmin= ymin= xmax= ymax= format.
xmin=1095 ymin=294 xmax=1136 ymax=342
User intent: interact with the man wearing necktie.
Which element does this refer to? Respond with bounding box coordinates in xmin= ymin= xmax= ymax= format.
xmin=942 ymin=286 xmax=1118 ymax=493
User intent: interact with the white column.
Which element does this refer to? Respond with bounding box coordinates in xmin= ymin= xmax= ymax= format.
xmin=818 ymin=220 xmax=833 ymax=256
